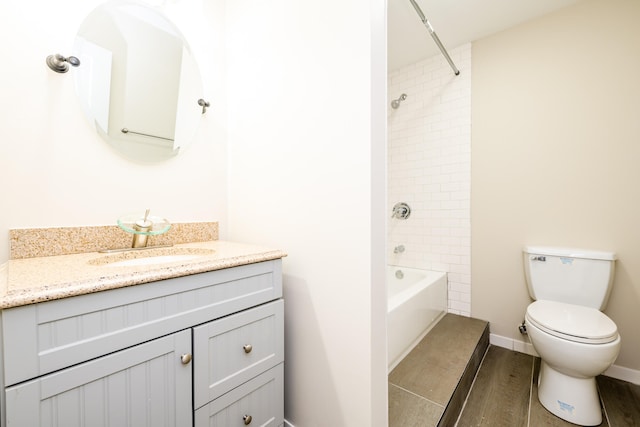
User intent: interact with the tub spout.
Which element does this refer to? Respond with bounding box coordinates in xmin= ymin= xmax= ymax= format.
xmin=394 ymin=245 xmax=405 ymax=254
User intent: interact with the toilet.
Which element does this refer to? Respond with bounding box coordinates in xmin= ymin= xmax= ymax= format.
xmin=523 ymin=246 xmax=621 ymax=426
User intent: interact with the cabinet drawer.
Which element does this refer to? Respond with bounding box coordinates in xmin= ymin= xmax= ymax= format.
xmin=194 ymin=300 xmax=284 ymax=409
xmin=195 ymin=364 xmax=284 ymax=427
xmin=2 ymin=260 xmax=282 ymax=386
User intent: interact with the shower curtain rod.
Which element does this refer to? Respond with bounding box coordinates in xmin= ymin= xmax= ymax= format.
xmin=408 ymin=0 xmax=460 ymax=76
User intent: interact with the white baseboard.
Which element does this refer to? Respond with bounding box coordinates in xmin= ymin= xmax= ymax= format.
xmin=604 ymin=364 xmax=640 ymax=386
xmin=490 ymin=333 xmax=640 ymax=385
xmin=490 ymin=333 xmax=538 ymax=357
xmin=284 ymin=419 xmax=295 ymax=427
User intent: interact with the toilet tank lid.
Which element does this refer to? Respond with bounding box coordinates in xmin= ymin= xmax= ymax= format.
xmin=523 ymin=246 xmax=616 ymax=261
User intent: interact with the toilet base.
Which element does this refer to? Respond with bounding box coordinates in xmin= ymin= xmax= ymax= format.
xmin=537 ymin=360 xmax=602 ymax=426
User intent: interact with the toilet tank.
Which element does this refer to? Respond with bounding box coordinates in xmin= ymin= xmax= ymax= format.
xmin=523 ymin=246 xmax=616 ymax=310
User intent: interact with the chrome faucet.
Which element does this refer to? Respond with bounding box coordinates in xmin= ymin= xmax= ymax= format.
xmin=131 ymin=209 xmax=152 ymax=248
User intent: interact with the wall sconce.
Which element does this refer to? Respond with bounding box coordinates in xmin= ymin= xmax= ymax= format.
xmin=46 ymin=54 xmax=81 ymax=73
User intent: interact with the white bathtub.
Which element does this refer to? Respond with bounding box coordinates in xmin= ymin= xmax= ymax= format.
xmin=387 ymin=266 xmax=447 ymax=371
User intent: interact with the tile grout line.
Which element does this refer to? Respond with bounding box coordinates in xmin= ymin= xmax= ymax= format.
xmin=388 ymin=382 xmax=446 ymax=409
xmin=452 ymin=342 xmax=491 ymax=426
xmin=527 ymin=359 xmax=534 ymax=427
xmin=596 ymin=380 xmax=612 ymax=426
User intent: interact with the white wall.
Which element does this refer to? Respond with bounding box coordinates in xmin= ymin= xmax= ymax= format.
xmin=224 ymin=0 xmax=388 ymax=425
xmin=387 ymin=44 xmax=472 ymax=316
xmin=0 ymin=0 xmax=227 ymax=262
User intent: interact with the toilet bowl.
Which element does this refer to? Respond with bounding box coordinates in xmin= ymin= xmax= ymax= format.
xmin=525 ymin=300 xmax=621 ymax=426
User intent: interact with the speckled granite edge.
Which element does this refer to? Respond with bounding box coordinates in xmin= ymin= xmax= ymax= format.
xmin=9 ymin=222 xmax=218 ymax=259
xmin=2 ymin=240 xmax=287 ymax=309
xmin=0 ymin=263 xmax=7 ymax=297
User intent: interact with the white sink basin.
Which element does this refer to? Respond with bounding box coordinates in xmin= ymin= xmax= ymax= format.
xmin=106 ymin=254 xmax=204 ymax=267
xmin=89 ymin=247 xmax=216 ymax=267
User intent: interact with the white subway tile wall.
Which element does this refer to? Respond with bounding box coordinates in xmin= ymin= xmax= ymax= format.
xmin=388 ymin=44 xmax=472 ymax=316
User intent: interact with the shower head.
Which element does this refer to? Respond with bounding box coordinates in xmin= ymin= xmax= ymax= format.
xmin=391 ymin=93 xmax=407 ymax=109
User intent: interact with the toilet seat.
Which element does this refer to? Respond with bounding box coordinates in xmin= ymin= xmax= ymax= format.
xmin=526 ymin=300 xmax=618 ymax=344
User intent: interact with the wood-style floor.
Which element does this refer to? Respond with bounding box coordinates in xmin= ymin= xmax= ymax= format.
xmin=389 ymin=314 xmax=640 ymax=427
xmin=458 ymin=346 xmax=640 ymax=426
xmin=388 ymin=313 xmax=490 ymax=426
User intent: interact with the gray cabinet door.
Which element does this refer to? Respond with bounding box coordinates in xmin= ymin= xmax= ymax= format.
xmin=5 ymin=330 xmax=192 ymax=427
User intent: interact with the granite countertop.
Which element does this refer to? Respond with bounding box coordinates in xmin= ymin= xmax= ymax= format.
xmin=0 ymin=241 xmax=286 ymax=309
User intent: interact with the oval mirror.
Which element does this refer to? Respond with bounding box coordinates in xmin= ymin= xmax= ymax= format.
xmin=72 ymin=0 xmax=204 ymax=163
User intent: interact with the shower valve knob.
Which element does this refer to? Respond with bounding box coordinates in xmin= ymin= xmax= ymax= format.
xmin=392 ymin=202 xmax=411 ymax=219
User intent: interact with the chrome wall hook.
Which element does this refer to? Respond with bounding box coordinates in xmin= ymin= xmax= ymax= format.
xmin=198 ymin=98 xmax=210 ymax=114
xmin=46 ymin=54 xmax=80 ymax=73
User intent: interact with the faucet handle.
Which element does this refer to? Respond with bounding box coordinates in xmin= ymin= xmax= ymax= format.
xmin=392 ymin=202 xmax=411 ymax=219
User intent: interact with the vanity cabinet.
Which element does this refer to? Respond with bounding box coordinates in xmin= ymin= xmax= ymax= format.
xmin=1 ymin=259 xmax=284 ymax=427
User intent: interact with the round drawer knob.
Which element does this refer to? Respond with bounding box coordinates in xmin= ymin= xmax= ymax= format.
xmin=243 ymin=414 xmax=253 ymax=425
xmin=180 ymin=353 xmax=192 ymax=364
xmin=243 ymin=344 xmax=253 ymax=354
